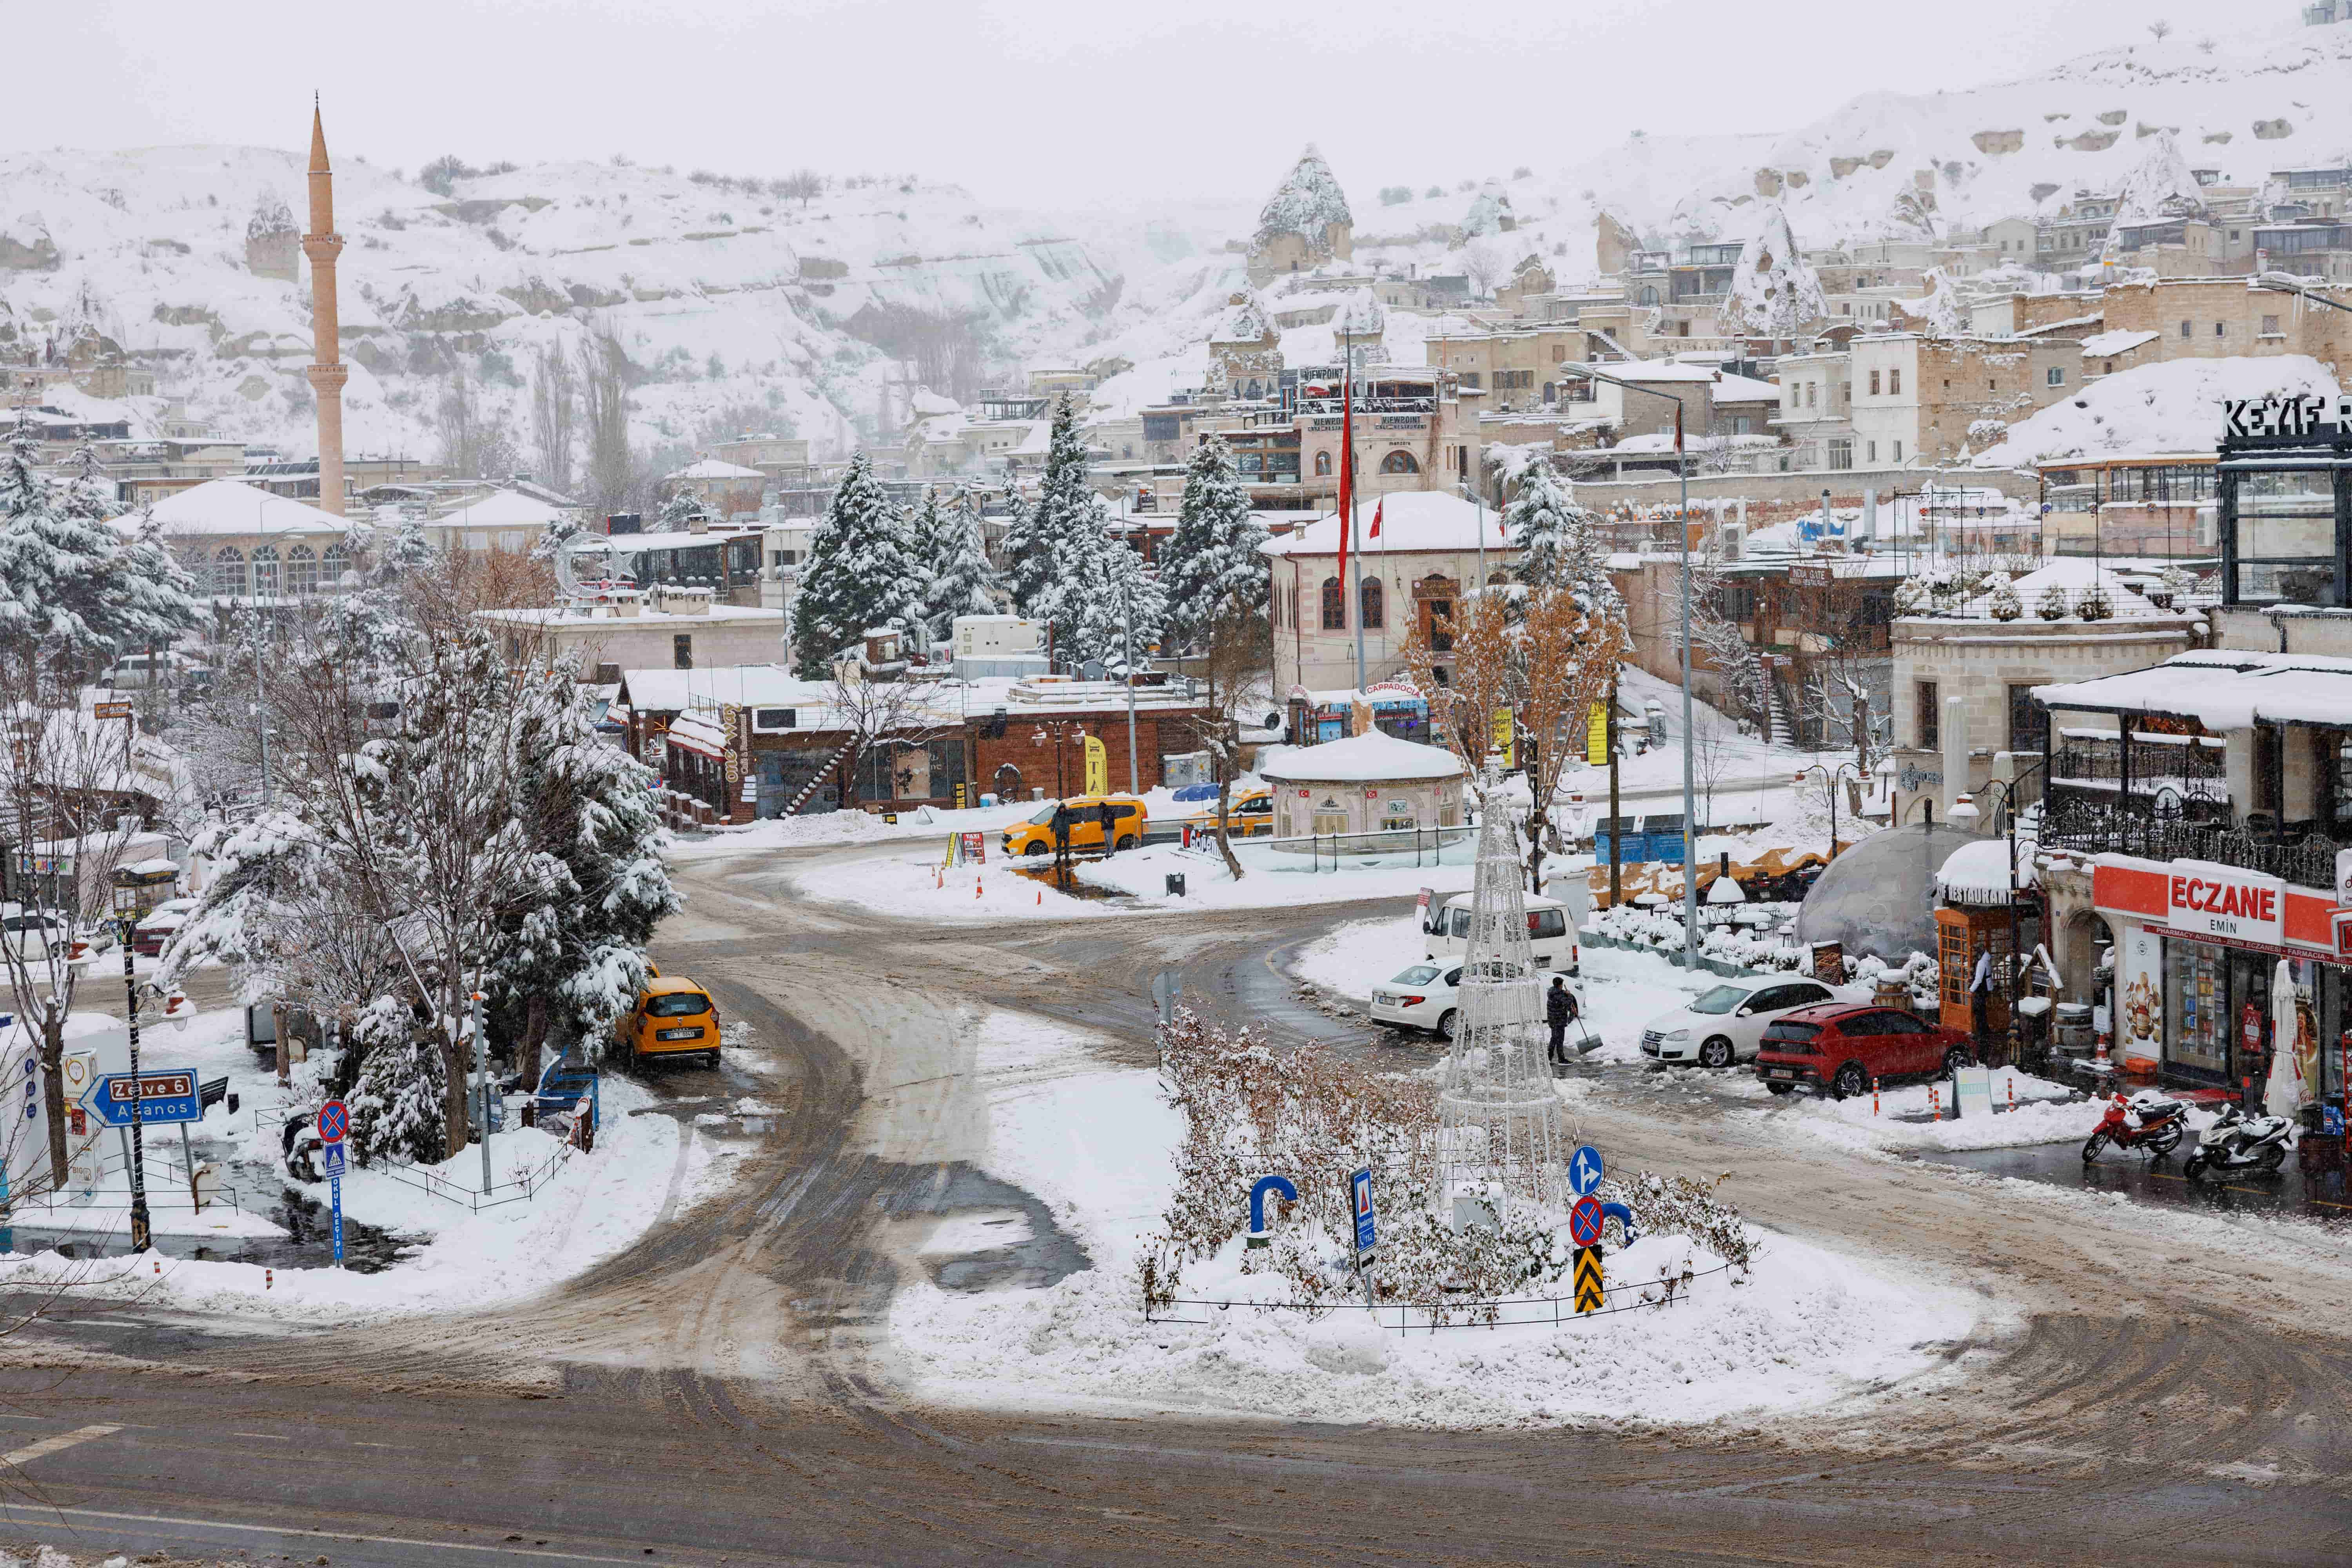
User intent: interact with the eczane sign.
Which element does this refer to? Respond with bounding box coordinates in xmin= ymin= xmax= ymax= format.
xmin=2167 ymin=862 xmax=2284 ymax=944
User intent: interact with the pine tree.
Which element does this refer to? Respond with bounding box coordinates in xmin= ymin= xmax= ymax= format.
xmin=1033 ymin=493 xmax=1108 ymax=668
xmin=347 ymin=996 xmax=450 ymax=1167
xmin=1507 ymin=461 xmax=1619 ymax=617
xmin=998 ymin=488 xmax=1047 ymax=616
xmin=792 ymin=452 xmax=924 ymax=677
xmin=1160 ymin=434 xmax=1267 ymax=649
xmin=1004 ymin=392 xmax=1090 ymax=619
xmin=1094 ymin=534 xmax=1166 ymax=678
xmin=0 ymin=419 xmax=199 ymax=663
xmin=902 ymin=487 xmax=950 ymax=648
xmin=922 ymin=485 xmax=1002 ymax=643
xmin=657 ymin=487 xmax=708 ymax=532
xmin=485 ymin=666 xmax=680 ymax=1080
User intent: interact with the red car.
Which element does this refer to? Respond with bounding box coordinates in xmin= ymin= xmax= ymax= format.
xmin=1753 ymin=1002 xmax=1973 ymax=1100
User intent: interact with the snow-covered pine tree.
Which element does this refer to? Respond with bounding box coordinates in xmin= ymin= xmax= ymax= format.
xmin=1506 ymin=461 xmax=1620 ymax=617
xmin=902 ymin=487 xmax=951 ymax=650
xmin=347 ymin=995 xmax=450 ymax=1167
xmin=998 ymin=487 xmax=1047 ymax=617
xmin=0 ymin=418 xmax=198 ymax=663
xmin=1094 ymin=534 xmax=1167 ymax=678
xmin=485 ymin=664 xmax=680 ymax=1081
xmin=1160 ymin=434 xmax=1267 ymax=649
xmin=1006 ymin=392 xmax=1091 ymax=619
xmin=1032 ymin=491 xmax=1109 ymax=668
xmin=792 ymin=451 xmax=924 ymax=677
xmin=923 ymin=485 xmax=1002 ymax=644
xmin=657 ymin=487 xmax=709 ymax=532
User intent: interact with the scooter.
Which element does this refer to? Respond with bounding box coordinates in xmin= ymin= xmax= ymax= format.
xmin=2184 ymin=1103 xmax=2294 ymax=1180
xmin=2082 ymin=1089 xmax=2190 ymax=1164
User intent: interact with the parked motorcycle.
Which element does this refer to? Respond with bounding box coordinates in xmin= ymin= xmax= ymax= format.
xmin=2184 ymin=1103 xmax=2293 ymax=1180
xmin=2082 ymin=1089 xmax=2190 ymax=1164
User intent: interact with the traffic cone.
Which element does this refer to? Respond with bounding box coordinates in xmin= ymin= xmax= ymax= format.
xmin=1872 ymin=1077 xmax=1880 ymax=1117
xmin=265 ymin=1268 xmax=273 ymax=1290
xmin=1929 ymin=1085 xmax=1940 ymax=1120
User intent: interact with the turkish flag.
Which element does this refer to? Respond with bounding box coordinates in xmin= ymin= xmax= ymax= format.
xmin=1370 ymin=499 xmax=1383 ymax=540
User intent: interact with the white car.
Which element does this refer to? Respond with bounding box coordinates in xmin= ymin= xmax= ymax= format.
xmin=1372 ymin=962 xmax=1586 ymax=1044
xmin=1639 ymin=976 xmax=1838 ymax=1068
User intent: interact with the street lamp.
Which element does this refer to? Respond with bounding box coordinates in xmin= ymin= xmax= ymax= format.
xmin=108 ymin=890 xmax=192 ymax=1255
xmin=1793 ymin=760 xmax=1866 ymax=861
xmin=1564 ymin=361 xmax=1699 ymax=967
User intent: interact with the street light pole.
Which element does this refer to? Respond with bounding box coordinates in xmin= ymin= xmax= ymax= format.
xmin=1794 ymin=761 xmax=1863 ymax=861
xmin=117 ymin=916 xmax=150 ymax=1254
xmin=1121 ymin=572 xmax=1139 ymax=792
xmin=1568 ymin=362 xmax=1699 ymax=965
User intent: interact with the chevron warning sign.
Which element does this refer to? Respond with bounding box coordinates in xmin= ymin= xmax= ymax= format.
xmin=1573 ymin=1244 xmax=1604 ymax=1314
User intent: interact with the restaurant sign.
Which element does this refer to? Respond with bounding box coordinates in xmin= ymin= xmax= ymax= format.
xmin=2222 ymin=392 xmax=2352 ymax=440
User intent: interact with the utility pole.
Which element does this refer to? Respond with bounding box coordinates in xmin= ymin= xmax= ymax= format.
xmin=470 ymin=990 xmax=492 ymax=1192
xmin=1121 ymin=572 xmax=1139 ymax=792
xmin=119 ymin=926 xmax=151 ymax=1254
xmin=1607 ymin=673 xmax=1622 ymax=910
xmin=1345 ymin=327 xmax=1366 ymax=692
xmin=1675 ymin=399 xmax=1698 ymax=968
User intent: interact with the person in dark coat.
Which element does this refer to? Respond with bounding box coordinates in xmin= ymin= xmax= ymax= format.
xmin=1050 ymin=800 xmax=1073 ymax=862
xmin=1546 ymin=974 xmax=1579 ymax=1064
xmin=1097 ymin=798 xmax=1119 ymax=853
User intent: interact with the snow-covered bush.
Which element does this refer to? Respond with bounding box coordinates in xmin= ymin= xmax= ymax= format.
xmin=2076 ymin=585 xmax=2113 ymax=622
xmin=346 ymin=995 xmax=449 ymax=1167
xmin=1893 ymin=575 xmax=1937 ymax=616
xmin=1984 ymin=575 xmax=2022 ymax=621
xmin=2036 ymin=583 xmax=2071 ymax=621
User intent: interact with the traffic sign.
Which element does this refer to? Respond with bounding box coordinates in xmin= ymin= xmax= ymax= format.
xmin=319 ymin=1141 xmax=347 ymax=1181
xmin=94 ymin=701 xmax=133 ymax=720
xmin=80 ymin=1069 xmax=201 ymax=1128
xmin=1351 ymin=1167 xmax=1376 ymax=1255
xmin=1573 ymin=1245 xmax=1604 ymax=1314
xmin=1568 ymin=1194 xmax=1605 ymax=1248
xmin=318 ymin=1100 xmax=348 ymax=1143
xmin=1567 ymin=1143 xmax=1605 ymax=1197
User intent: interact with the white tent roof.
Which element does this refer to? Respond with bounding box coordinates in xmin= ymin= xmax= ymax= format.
xmin=1259 ymin=490 xmax=1510 ymax=559
xmin=1259 ymin=730 xmax=1465 ymax=783
xmin=433 ymin=488 xmax=568 ymax=527
xmin=142 ymin=480 xmax=360 ymax=539
xmin=666 ymin=458 xmax=766 ymax=481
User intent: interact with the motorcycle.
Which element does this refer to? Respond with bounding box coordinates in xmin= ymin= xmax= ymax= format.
xmin=2184 ymin=1103 xmax=2294 ymax=1180
xmin=2082 ymin=1089 xmax=2190 ymax=1164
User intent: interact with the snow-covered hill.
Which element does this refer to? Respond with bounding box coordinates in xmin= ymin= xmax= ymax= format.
xmin=1 ymin=22 xmax=2345 ymax=475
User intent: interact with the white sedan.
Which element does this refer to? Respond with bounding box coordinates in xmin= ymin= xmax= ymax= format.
xmin=1372 ymin=962 xmax=1586 ymax=1044
xmin=1639 ymin=976 xmax=1838 ymax=1068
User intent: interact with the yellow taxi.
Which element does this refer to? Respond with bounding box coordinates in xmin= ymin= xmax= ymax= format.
xmin=616 ymin=969 xmax=722 ymax=1066
xmin=1180 ymin=788 xmax=1275 ymax=839
xmin=1001 ymin=794 xmax=1149 ymax=857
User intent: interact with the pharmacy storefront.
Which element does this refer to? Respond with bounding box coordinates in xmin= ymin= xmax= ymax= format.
xmin=2090 ymin=853 xmax=2342 ymax=1100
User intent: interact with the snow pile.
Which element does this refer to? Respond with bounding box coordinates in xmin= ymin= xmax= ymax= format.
xmin=1769 ymin=1068 xmax=2174 ymax=1155
xmin=1975 ymin=356 xmax=2343 ymax=467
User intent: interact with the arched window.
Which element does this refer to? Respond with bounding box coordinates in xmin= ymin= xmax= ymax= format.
xmin=1639 ymin=285 xmax=1659 ymax=307
xmin=1359 ymin=576 xmax=1384 ymax=630
xmin=1245 ymin=379 xmax=1261 ymax=399
xmin=1380 ymin=450 xmax=1419 ymax=475
xmin=212 ymin=547 xmax=244 ymax=597
xmin=323 ymin=543 xmax=348 ymax=588
xmin=250 ymin=544 xmax=280 ymax=597
xmin=1320 ymin=576 xmax=1345 ymax=630
xmin=1314 ymin=452 xmax=1332 ymax=477
xmin=285 ymin=544 xmax=319 ymax=595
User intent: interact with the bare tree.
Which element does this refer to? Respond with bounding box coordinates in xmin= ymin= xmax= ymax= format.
xmin=1512 ymin=585 xmax=1627 ymax=894
xmin=1461 ymin=241 xmax=1508 ymax=300
xmin=530 ymin=342 xmax=578 ymax=496
xmin=435 ymin=366 xmax=483 ymax=478
xmin=1689 ymin=710 xmax=1734 ymax=830
xmin=822 ymin=666 xmax=957 ymax=813
xmin=776 ymin=169 xmax=825 ymax=210
xmin=577 ymin=327 xmax=640 ymax=520
xmin=0 ymin=653 xmax=157 ymax=1189
xmin=1186 ymin=611 xmax=1272 ymax=880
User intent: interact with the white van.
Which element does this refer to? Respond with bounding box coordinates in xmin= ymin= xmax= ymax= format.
xmin=1422 ymin=893 xmax=1580 ymax=973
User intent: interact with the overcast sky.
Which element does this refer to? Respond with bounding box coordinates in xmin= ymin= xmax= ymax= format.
xmin=5 ymin=0 xmax=2278 ymax=211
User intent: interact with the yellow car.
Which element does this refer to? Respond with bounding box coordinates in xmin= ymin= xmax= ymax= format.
xmin=1002 ymin=794 xmax=1149 ymax=857
xmin=1181 ymin=788 xmax=1275 ymax=838
xmin=617 ymin=971 xmax=721 ymax=1065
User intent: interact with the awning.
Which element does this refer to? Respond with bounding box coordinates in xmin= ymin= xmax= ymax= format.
xmin=2038 ymin=650 xmax=2352 ymax=730
xmin=663 ymin=714 xmax=729 ymax=759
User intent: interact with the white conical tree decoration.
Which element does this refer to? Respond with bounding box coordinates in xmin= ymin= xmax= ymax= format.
xmin=1437 ymin=781 xmax=1572 ymax=1214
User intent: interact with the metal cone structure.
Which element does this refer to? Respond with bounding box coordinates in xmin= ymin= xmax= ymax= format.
xmin=1437 ymin=780 xmax=1571 ymax=1213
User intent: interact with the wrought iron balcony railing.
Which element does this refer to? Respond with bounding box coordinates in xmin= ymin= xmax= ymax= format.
xmin=2040 ymin=793 xmax=2341 ymax=891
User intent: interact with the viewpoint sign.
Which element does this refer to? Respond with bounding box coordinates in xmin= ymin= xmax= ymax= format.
xmin=2167 ymin=862 xmax=2284 ymax=945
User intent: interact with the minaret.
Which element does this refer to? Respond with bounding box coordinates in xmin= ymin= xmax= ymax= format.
xmin=302 ymin=98 xmax=348 ymax=517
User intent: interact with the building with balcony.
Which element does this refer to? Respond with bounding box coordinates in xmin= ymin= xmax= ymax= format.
xmin=2036 ymin=454 xmax=2216 ymax=557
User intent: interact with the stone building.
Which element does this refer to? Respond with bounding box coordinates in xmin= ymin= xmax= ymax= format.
xmin=245 ymin=189 xmax=299 ymax=283
xmin=1205 ymin=290 xmax=1282 ymax=398
xmin=147 ymin=479 xmax=365 ymax=600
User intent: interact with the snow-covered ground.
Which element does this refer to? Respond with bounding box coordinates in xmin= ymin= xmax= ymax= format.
xmin=1768 ymin=1069 xmax=2203 ymax=1156
xmin=0 ymin=1005 xmax=715 ymax=1319
xmin=886 ymin=1004 xmax=1982 ymax=1428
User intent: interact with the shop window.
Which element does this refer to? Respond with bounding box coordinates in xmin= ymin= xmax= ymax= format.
xmin=1320 ymin=577 xmax=1345 ymax=630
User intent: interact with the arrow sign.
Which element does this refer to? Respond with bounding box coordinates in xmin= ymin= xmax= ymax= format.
xmin=1573 ymin=1245 xmax=1604 ymax=1314
xmin=1567 ymin=1143 xmax=1605 ymax=1197
xmin=80 ymin=1069 xmax=201 ymax=1128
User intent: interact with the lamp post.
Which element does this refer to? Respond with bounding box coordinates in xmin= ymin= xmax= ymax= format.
xmin=109 ymin=892 xmax=192 ymax=1256
xmin=1793 ymin=760 xmax=1866 ymax=861
xmin=1566 ymin=362 xmax=1698 ymax=966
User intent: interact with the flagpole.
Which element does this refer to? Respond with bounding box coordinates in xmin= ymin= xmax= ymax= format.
xmin=1347 ymin=328 xmax=1365 ymax=693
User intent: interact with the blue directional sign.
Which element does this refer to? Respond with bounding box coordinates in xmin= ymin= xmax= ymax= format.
xmin=319 ymin=1141 xmax=348 ymax=1181
xmin=1567 ymin=1143 xmax=1606 ymax=1198
xmin=81 ymin=1069 xmax=202 ymax=1128
xmin=1351 ymin=1167 xmax=1376 ymax=1255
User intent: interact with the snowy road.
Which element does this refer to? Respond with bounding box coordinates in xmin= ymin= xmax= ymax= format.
xmin=0 ymin=835 xmax=2347 ymax=1563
